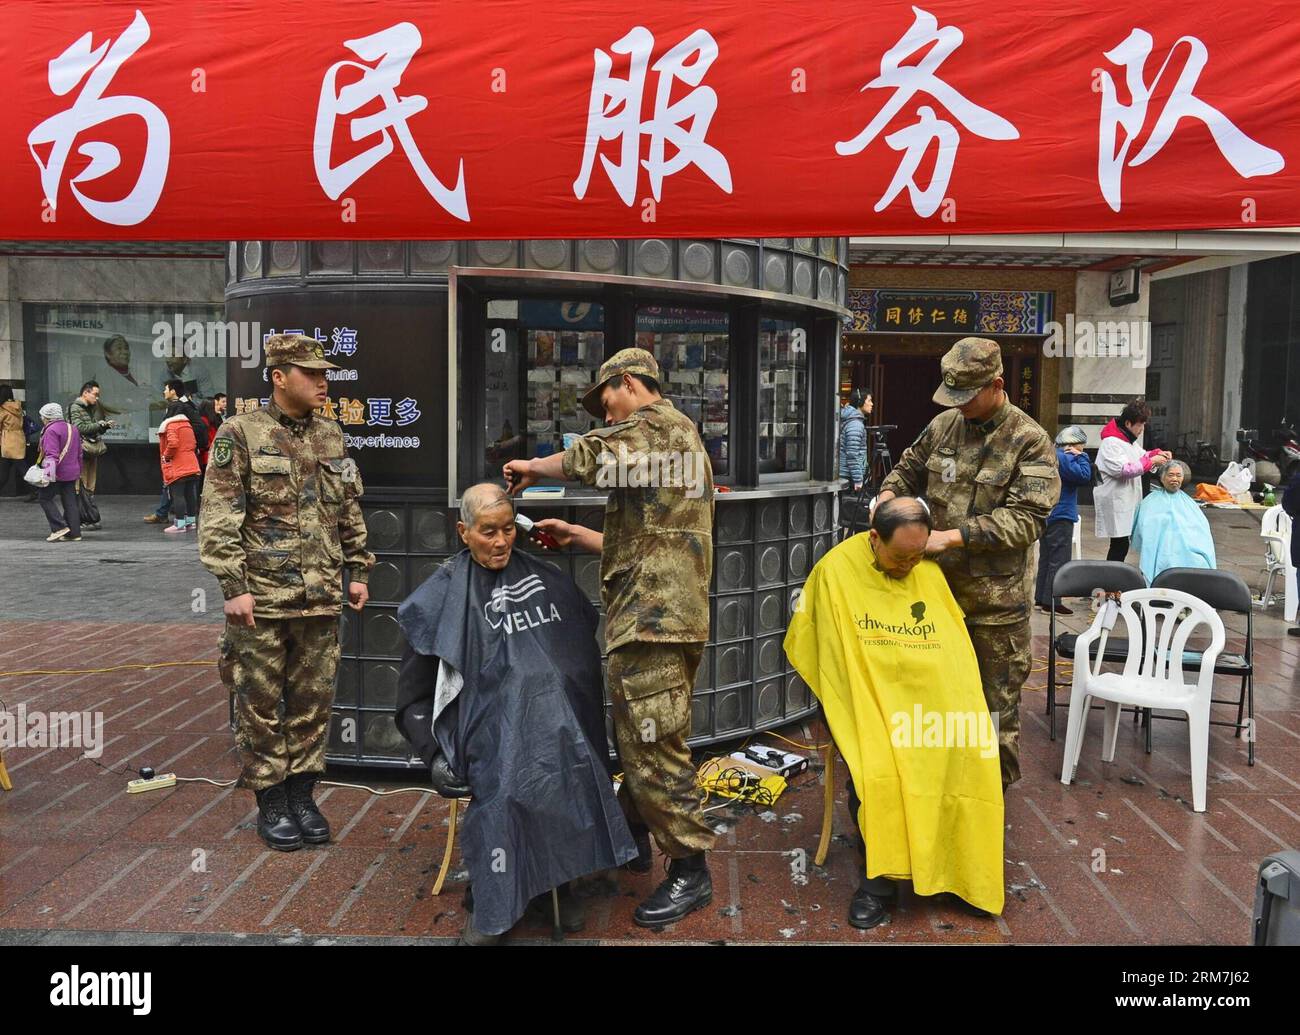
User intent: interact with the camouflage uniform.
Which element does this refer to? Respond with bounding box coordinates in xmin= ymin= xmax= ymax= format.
xmin=563 ymin=348 xmax=716 ymax=858
xmin=880 ymin=338 xmax=1059 ymax=789
xmin=199 ymin=335 xmax=374 ymax=791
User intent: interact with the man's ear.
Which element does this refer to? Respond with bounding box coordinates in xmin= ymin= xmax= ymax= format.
xmin=456 ymin=521 xmax=468 ymax=544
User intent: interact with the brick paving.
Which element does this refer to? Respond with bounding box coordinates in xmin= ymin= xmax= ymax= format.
xmin=0 ymin=494 xmax=1296 ymax=944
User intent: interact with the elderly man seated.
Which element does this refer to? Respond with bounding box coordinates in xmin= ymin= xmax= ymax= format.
xmin=394 ymin=483 xmax=638 ymax=945
xmin=784 ymin=497 xmax=1004 ymax=929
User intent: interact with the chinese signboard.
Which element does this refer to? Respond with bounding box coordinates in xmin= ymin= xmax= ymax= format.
xmin=849 ymin=289 xmax=1054 ymax=334
xmin=3 ymin=1 xmax=1298 ymax=239
xmin=225 ymin=292 xmax=445 ymax=488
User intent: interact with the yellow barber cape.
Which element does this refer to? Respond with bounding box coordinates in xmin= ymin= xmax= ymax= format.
xmin=784 ymin=534 xmax=1004 ymax=914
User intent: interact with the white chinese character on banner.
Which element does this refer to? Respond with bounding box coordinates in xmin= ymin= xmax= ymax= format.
xmin=314 ymin=22 xmax=469 ymax=221
xmin=574 ymin=26 xmax=732 ymax=205
xmin=331 ymin=327 xmax=358 ymax=357
xmin=27 ymin=9 xmax=170 ymax=227
xmin=1097 ymin=28 xmax=1284 ymax=212
xmin=367 ymin=398 xmax=394 ymax=427
xmin=395 ymin=397 xmax=420 ymax=426
xmin=835 ymin=6 xmax=1018 ymax=217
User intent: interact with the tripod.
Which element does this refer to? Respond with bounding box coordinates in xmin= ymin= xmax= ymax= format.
xmin=866 ymin=426 xmax=895 ymax=492
xmin=839 ymin=425 xmax=896 ymax=539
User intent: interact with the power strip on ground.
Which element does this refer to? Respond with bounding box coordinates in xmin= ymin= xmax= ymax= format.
xmin=127 ymin=773 xmax=177 ymax=793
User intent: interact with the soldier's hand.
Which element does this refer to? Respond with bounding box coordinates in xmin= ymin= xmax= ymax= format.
xmin=925 ymin=528 xmax=963 ymax=556
xmin=502 ymin=458 xmax=536 ymax=496
xmin=224 ymin=593 xmax=256 ymax=627
xmin=347 ymin=582 xmax=369 ymax=611
xmin=533 ymin=518 xmax=575 ymax=548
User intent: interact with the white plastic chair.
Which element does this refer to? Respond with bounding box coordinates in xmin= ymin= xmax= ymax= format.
xmin=1258 ymin=505 xmax=1296 ymax=619
xmin=1060 ymin=588 xmax=1226 ymax=812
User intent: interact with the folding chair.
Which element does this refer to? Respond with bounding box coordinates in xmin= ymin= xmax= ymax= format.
xmin=1047 ymin=560 xmax=1147 ymax=740
xmin=1151 ymin=568 xmax=1257 ymax=766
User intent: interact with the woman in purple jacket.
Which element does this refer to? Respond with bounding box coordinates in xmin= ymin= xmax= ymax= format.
xmin=36 ymin=402 xmax=82 ymax=542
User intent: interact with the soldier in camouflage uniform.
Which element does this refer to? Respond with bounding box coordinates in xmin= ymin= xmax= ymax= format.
xmin=503 ymin=347 xmax=717 ymax=928
xmin=876 ymin=338 xmax=1059 ymax=790
xmin=199 ymin=334 xmax=374 ymax=851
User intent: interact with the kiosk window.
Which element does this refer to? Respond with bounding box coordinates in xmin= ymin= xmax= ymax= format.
xmin=634 ymin=306 xmax=730 ymax=477
xmin=759 ymin=317 xmax=809 ymax=474
xmin=482 ymin=300 xmax=604 ymax=481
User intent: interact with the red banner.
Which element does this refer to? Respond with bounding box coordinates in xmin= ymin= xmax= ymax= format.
xmin=3 ymin=0 xmax=1298 ymax=240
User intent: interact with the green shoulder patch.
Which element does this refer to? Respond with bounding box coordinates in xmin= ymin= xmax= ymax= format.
xmin=213 ymin=437 xmax=234 ymax=467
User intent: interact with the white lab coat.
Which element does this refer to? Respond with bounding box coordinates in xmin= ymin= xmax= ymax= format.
xmin=1094 ymin=429 xmax=1146 ymax=539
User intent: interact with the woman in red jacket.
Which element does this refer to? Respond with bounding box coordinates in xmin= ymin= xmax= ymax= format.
xmin=159 ymin=401 xmax=201 ymax=533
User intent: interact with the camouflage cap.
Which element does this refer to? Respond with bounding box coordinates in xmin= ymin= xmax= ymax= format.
xmin=581 ymin=347 xmax=661 ymax=418
xmin=264 ymin=333 xmax=339 ymax=371
xmin=933 ymin=337 xmax=1003 ymax=407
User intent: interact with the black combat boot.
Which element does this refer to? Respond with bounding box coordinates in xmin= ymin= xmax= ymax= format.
xmin=285 ymin=773 xmax=331 ymax=844
xmin=622 ymin=826 xmax=653 ymax=873
xmin=255 ymin=784 xmax=302 ymax=852
xmin=633 ymin=853 xmax=712 ymax=928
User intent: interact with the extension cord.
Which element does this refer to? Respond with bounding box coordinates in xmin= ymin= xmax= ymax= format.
xmin=127 ymin=773 xmax=177 ymax=793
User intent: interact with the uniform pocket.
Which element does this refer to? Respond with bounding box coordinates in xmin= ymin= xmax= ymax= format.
xmin=318 ymin=459 xmax=345 ymax=504
xmin=245 ymin=548 xmax=291 ymax=571
xmin=973 ymin=465 xmax=1012 ymax=514
xmin=249 ymin=455 xmax=294 ymax=506
xmin=609 ymin=646 xmax=690 ymax=742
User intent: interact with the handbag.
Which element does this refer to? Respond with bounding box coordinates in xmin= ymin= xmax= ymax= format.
xmin=23 ymin=420 xmax=72 ymax=488
xmin=82 ymin=436 xmax=108 ymax=457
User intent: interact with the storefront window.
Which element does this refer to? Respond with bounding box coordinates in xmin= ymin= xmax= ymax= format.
xmin=24 ymin=303 xmax=226 ymax=443
xmin=634 ymin=306 xmax=730 ymax=477
xmin=759 ymin=316 xmax=809 ymax=474
xmin=482 ymin=299 xmax=605 ymax=480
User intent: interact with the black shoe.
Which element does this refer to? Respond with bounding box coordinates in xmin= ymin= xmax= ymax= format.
xmin=255 ymin=784 xmax=303 ymax=851
xmin=1053 ymin=604 xmax=1073 ymax=616
xmin=938 ymin=892 xmax=994 ymax=918
xmin=623 ymin=827 xmax=653 ymax=873
xmin=285 ymin=773 xmax=331 ymax=844
xmin=848 ymin=878 xmax=893 ymax=930
xmin=633 ymin=854 xmax=712 ymax=928
xmin=527 ymin=884 xmax=586 ymax=933
xmin=1288 ymin=627 xmax=1300 ymax=637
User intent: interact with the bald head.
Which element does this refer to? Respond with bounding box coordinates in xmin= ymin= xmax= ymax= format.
xmin=458 ymin=483 xmax=517 ymax=570
xmin=868 ymin=497 xmax=932 ymax=579
xmin=461 ymin=483 xmax=515 ymax=527
xmin=872 ymin=497 xmax=932 ymax=541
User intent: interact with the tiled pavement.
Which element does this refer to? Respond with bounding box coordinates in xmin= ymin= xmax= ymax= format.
xmin=0 ymin=495 xmax=1296 ymax=944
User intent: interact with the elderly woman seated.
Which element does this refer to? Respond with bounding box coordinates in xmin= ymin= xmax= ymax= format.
xmin=1131 ymin=458 xmax=1216 ymax=583
xmin=394 ymin=483 xmax=637 ymax=945
xmin=784 ymin=497 xmax=1005 ymax=930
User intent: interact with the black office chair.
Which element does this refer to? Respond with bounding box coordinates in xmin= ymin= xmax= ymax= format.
xmin=1047 ymin=560 xmax=1148 ymax=740
xmin=1151 ymin=568 xmax=1256 ymax=766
